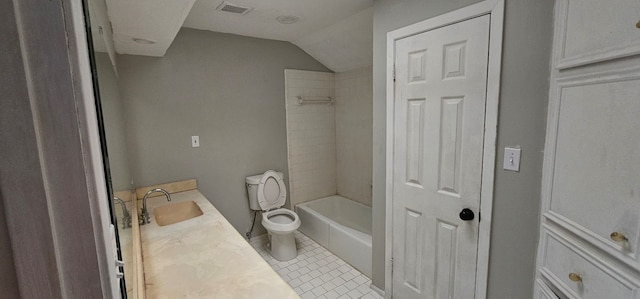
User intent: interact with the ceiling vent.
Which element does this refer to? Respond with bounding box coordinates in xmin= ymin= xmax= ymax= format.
xmin=216 ymin=1 xmax=253 ymax=15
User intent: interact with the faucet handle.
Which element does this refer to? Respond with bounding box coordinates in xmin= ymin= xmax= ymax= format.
xmin=122 ymin=216 xmax=132 ymax=229
xmin=139 ymin=212 xmax=150 ymax=225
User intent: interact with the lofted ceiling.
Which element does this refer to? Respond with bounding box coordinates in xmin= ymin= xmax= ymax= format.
xmin=183 ymin=0 xmax=371 ymax=42
xmin=292 ymin=7 xmax=372 ymax=72
xmin=96 ymin=0 xmax=373 ymax=72
xmin=106 ymin=0 xmax=197 ymax=57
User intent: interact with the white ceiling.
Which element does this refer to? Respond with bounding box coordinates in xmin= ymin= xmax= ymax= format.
xmin=106 ymin=0 xmax=196 ymax=57
xmin=88 ymin=0 xmax=115 ymax=60
xmin=183 ymin=0 xmax=371 ymax=42
xmin=292 ymin=7 xmax=372 ymax=72
xmin=98 ymin=0 xmax=373 ymax=72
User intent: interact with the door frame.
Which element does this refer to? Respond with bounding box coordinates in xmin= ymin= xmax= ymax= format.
xmin=1 ymin=0 xmax=117 ymax=297
xmin=384 ymin=1 xmax=504 ymax=298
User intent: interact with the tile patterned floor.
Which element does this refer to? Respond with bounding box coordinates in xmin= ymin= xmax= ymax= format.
xmin=250 ymin=232 xmax=382 ymax=299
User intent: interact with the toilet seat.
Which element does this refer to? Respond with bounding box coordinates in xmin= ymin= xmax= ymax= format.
xmin=262 ymin=208 xmax=301 ymax=234
xmin=257 ymin=170 xmax=300 ymax=235
xmin=257 ymin=170 xmax=287 ymax=211
xmin=247 ymin=170 xmax=300 ymax=261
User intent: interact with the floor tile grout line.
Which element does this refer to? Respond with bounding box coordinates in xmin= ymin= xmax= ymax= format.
xmin=250 ymin=231 xmax=381 ymax=299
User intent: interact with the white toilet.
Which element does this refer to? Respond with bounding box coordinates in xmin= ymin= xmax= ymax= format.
xmin=246 ymin=170 xmax=301 ymax=261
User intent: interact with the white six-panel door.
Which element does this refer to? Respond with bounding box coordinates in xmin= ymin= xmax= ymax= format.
xmin=392 ymin=15 xmax=490 ymax=299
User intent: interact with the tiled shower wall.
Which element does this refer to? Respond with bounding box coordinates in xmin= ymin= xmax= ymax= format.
xmin=335 ymin=66 xmax=373 ymax=206
xmin=285 ymin=70 xmax=336 ymax=208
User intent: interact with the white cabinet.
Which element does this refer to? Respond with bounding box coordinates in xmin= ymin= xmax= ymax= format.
xmin=535 ymin=279 xmax=559 ymax=299
xmin=554 ymin=0 xmax=640 ymax=69
xmin=536 ymin=0 xmax=640 ymax=298
xmin=539 ymin=229 xmax=639 ymax=299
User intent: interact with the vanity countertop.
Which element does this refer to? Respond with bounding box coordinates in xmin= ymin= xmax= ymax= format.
xmin=140 ymin=189 xmax=299 ymax=299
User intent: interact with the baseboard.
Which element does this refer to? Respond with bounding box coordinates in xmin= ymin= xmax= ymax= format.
xmin=249 ymin=233 xmax=268 ymax=245
xmin=370 ymin=283 xmax=385 ymax=297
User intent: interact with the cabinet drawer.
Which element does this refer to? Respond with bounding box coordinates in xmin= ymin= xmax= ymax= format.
xmin=535 ymin=279 xmax=560 ymax=299
xmin=540 ymin=229 xmax=640 ymax=299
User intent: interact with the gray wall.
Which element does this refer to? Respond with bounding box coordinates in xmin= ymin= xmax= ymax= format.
xmin=0 ymin=193 xmax=19 ymax=298
xmin=117 ymin=28 xmax=330 ymax=235
xmin=96 ymin=53 xmax=132 ymax=192
xmin=0 ymin=1 xmax=23 ymax=296
xmin=372 ymin=0 xmax=554 ymax=297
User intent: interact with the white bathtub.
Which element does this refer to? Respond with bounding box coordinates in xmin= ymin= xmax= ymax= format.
xmin=295 ymin=195 xmax=372 ymax=277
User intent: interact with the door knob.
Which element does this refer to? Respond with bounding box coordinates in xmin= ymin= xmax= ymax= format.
xmin=459 ymin=208 xmax=475 ymax=221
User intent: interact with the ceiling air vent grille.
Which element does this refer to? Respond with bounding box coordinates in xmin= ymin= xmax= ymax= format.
xmin=216 ymin=1 xmax=253 ymax=15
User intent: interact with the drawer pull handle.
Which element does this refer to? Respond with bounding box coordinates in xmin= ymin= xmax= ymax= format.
xmin=636 ymin=20 xmax=640 ymax=29
xmin=610 ymin=232 xmax=628 ymax=242
xmin=568 ymin=273 xmax=582 ymax=282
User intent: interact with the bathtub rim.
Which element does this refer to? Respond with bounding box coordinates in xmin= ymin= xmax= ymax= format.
xmin=295 ymin=194 xmax=373 ymax=277
xmin=296 ymin=195 xmax=372 ymax=244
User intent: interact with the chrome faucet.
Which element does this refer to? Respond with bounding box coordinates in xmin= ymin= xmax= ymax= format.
xmin=113 ymin=196 xmax=132 ymax=229
xmin=139 ymin=188 xmax=172 ymax=225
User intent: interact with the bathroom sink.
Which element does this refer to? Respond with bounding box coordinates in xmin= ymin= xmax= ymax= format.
xmin=154 ymin=201 xmax=203 ymax=226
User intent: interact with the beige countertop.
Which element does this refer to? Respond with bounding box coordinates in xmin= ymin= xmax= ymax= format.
xmin=139 ymin=190 xmax=299 ymax=299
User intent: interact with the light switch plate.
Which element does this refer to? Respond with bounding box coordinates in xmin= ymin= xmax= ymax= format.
xmin=503 ymin=147 xmax=521 ymax=172
xmin=191 ymin=136 xmax=200 ymax=148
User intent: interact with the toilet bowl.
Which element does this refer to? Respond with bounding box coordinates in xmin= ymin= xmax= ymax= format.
xmin=246 ymin=170 xmax=300 ymax=261
xmin=262 ymin=208 xmax=300 ymax=234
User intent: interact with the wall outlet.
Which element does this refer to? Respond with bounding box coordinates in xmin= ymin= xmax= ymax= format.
xmin=191 ymin=136 xmax=200 ymax=148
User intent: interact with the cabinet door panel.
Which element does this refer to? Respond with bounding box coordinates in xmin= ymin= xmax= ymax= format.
xmin=557 ymin=0 xmax=640 ymax=68
xmin=549 ymin=74 xmax=640 ymax=264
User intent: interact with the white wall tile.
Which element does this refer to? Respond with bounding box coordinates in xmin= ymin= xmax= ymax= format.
xmin=285 ymin=67 xmax=372 ymax=208
xmin=335 ymin=66 xmax=373 ymax=206
xmin=285 ymin=70 xmax=337 ymax=207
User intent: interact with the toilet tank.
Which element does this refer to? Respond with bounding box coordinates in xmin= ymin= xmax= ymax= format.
xmin=246 ymin=171 xmax=284 ymax=211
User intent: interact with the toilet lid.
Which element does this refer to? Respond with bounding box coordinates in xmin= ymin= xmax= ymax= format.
xmin=257 ymin=170 xmax=286 ymax=211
